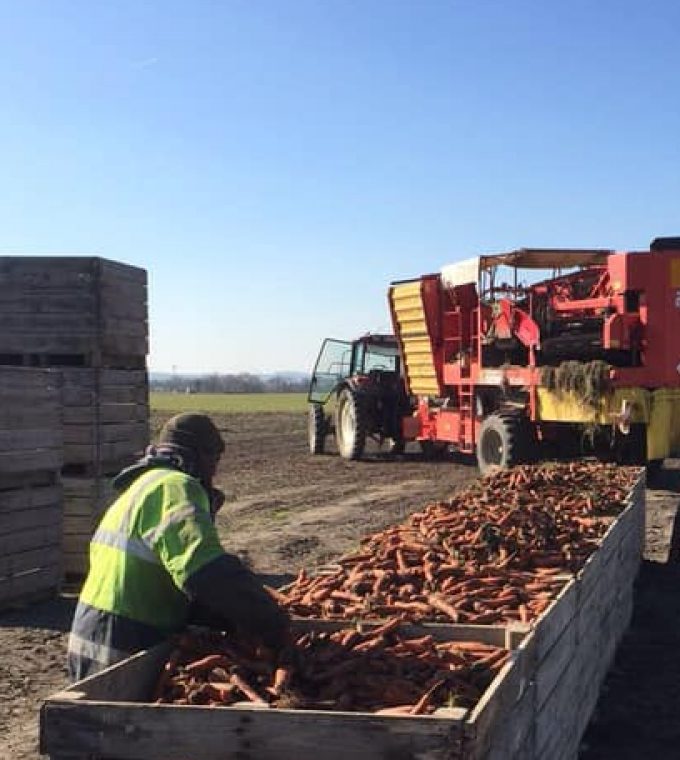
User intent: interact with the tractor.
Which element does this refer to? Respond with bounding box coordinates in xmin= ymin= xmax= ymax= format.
xmin=307 ymin=334 xmax=410 ymax=459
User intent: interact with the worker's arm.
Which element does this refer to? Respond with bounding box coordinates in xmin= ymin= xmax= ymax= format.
xmin=185 ymin=554 xmax=291 ymax=652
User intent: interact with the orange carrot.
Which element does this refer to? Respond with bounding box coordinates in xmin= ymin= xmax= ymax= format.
xmin=184 ymin=654 xmax=231 ymax=674
xmin=411 ymin=679 xmax=445 ymax=715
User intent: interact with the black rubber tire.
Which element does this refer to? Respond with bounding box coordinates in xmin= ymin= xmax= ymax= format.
xmin=335 ymin=388 xmax=367 ymax=460
xmin=476 ymin=413 xmax=529 ymax=475
xmin=308 ymin=404 xmax=326 ymax=455
xmin=419 ymin=440 xmax=449 ymax=459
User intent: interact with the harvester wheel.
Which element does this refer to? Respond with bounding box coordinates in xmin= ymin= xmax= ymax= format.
xmin=476 ymin=413 xmax=528 ymax=475
xmin=308 ymin=404 xmax=327 ymax=455
xmin=335 ymin=388 xmax=367 ymax=460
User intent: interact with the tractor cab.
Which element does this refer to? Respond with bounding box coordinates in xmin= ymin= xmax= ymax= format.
xmin=309 ymin=334 xmax=400 ymax=404
xmin=307 ymin=334 xmax=409 ymax=459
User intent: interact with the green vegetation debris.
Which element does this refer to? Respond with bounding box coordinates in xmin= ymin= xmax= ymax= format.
xmin=541 ymin=360 xmax=611 ymax=410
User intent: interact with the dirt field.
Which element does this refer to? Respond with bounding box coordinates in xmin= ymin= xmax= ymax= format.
xmin=1 ymin=411 xmax=679 ymax=758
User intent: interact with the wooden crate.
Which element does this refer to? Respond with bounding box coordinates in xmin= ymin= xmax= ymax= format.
xmin=61 ymin=368 xmax=149 ymax=470
xmin=0 ymin=367 xmax=63 ymax=609
xmin=511 ymin=470 xmax=646 ymax=760
xmin=41 ymin=475 xmax=645 ymax=760
xmin=61 ymin=475 xmax=117 ymax=578
xmin=0 ymin=256 xmax=147 ymax=365
xmin=60 ymin=367 xmax=148 ymax=578
xmin=41 ymin=620 xmax=531 ymax=760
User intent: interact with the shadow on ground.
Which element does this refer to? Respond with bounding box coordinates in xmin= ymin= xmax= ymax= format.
xmin=0 ymin=595 xmax=76 ymax=633
xmin=579 ymin=558 xmax=680 ymax=759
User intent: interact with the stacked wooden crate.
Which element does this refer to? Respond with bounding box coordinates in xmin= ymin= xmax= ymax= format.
xmin=0 ymin=256 xmax=150 ymax=579
xmin=0 ymin=367 xmax=63 ymax=609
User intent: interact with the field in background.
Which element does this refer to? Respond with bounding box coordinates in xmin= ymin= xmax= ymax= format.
xmin=150 ymin=391 xmax=307 ymax=414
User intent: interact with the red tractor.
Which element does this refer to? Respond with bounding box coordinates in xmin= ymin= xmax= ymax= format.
xmin=388 ymin=237 xmax=680 ymax=473
xmin=307 ymin=334 xmax=410 ymax=459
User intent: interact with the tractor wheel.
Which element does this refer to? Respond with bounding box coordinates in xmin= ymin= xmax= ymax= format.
xmin=335 ymin=388 xmax=367 ymax=460
xmin=308 ymin=404 xmax=327 ymax=455
xmin=476 ymin=414 xmax=529 ymax=475
xmin=419 ymin=440 xmax=449 ymax=459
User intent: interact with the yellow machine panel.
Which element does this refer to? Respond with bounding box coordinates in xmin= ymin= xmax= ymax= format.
xmin=537 ymin=386 xmax=680 ymax=459
xmin=389 ymin=281 xmax=440 ymax=396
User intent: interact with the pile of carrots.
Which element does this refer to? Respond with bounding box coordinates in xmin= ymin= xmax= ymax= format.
xmin=281 ymin=462 xmax=640 ymax=625
xmin=154 ymin=621 xmax=508 ymax=714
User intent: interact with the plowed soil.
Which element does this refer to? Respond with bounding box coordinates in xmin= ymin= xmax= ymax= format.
xmin=1 ymin=411 xmax=678 ymax=759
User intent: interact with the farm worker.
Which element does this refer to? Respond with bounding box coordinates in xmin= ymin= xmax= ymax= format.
xmin=67 ymin=413 xmax=290 ymax=681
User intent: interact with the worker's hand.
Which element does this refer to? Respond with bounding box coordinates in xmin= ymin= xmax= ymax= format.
xmin=258 ymin=616 xmax=294 ymax=661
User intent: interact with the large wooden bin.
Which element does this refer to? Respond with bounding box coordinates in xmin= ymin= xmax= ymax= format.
xmin=0 ymin=256 xmax=148 ymax=365
xmin=41 ymin=474 xmax=645 ymax=759
xmin=41 ymin=621 xmax=531 ymax=760
xmin=0 ymin=367 xmax=63 ymax=608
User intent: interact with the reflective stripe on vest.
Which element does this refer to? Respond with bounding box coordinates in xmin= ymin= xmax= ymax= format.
xmin=91 ymin=527 xmax=160 ymax=565
xmin=142 ymin=503 xmax=203 ymax=546
xmin=90 ymin=469 xmax=173 ymax=565
xmin=67 ymin=631 xmax=130 ymax=667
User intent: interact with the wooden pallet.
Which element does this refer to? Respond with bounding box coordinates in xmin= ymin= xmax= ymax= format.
xmin=0 ymin=256 xmax=148 ymax=362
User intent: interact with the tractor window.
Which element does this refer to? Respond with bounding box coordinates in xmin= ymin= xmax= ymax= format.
xmin=362 ymin=345 xmax=399 ymax=374
xmin=308 ymin=339 xmax=352 ymax=404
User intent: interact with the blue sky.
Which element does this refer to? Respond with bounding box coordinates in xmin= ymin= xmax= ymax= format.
xmin=1 ymin=0 xmax=679 ymax=373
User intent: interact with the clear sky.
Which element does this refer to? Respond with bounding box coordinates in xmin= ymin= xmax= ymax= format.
xmin=1 ymin=0 xmax=679 ymax=373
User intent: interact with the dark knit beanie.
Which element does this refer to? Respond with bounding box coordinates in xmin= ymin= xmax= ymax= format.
xmin=159 ymin=413 xmax=225 ymax=455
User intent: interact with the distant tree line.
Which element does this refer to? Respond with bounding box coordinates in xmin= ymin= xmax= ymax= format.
xmin=151 ymin=373 xmax=309 ymax=394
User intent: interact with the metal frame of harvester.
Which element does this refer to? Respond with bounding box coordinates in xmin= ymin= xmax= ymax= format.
xmin=388 ymin=237 xmax=680 ymax=473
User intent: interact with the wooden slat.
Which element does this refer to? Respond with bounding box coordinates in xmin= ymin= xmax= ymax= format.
xmin=63 ymin=422 xmax=148 ymax=446
xmin=0 ymin=366 xmax=61 ymax=388
xmin=534 ymin=653 xmax=581 ymax=757
xmin=485 ymin=683 xmax=536 ymax=760
xmin=0 ymin=449 xmax=62 ymax=475
xmin=0 ymin=428 xmax=62 ymax=450
xmin=1 ymin=484 xmax=62 ymax=512
xmin=63 ymin=515 xmax=97 ymax=536
xmin=63 ymin=385 xmax=148 ymax=406
xmin=0 ymin=505 xmax=62 ymax=535
xmin=63 ymin=550 xmax=89 ymax=578
xmin=0 ymin=405 xmax=61 ymax=429
xmin=0 ymin=524 xmax=62 ymax=555
xmin=0 ymin=470 xmax=58 ymax=490
xmin=0 ymin=564 xmax=60 ymax=606
xmin=0 ymin=313 xmax=97 ymax=330
xmin=526 ymin=578 xmax=576 ymax=663
xmin=63 ymin=403 xmax=148 ymax=425
xmin=0 ymin=291 xmax=95 ymax=314
xmin=97 ymin=257 xmax=148 ymax=287
xmin=464 ymin=634 xmax=534 ymax=759
xmin=42 ymin=700 xmax=463 ymax=760
xmin=0 ymin=546 xmax=61 ymax=577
